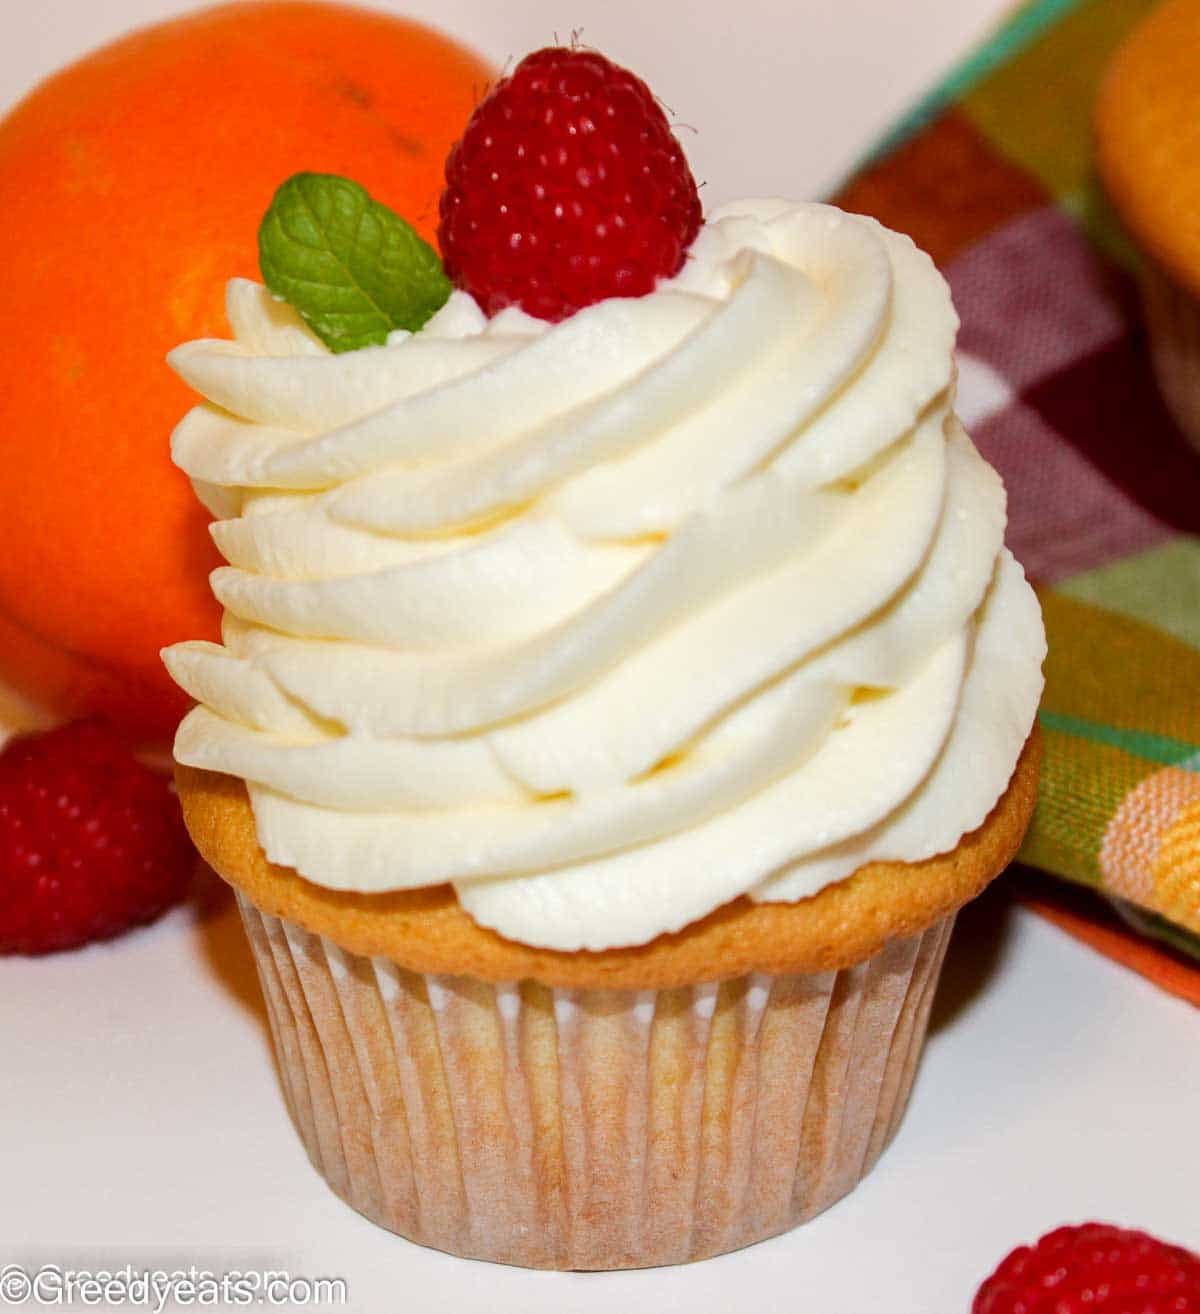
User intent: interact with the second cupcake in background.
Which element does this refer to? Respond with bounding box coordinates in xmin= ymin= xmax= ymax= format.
xmin=1096 ymin=0 xmax=1200 ymax=453
xmin=164 ymin=45 xmax=1044 ymax=1269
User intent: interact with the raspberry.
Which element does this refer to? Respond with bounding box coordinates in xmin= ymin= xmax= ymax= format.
xmin=974 ymin=1223 xmax=1200 ymax=1314
xmin=438 ymin=45 xmax=702 ymax=322
xmin=0 ymin=720 xmax=194 ymax=954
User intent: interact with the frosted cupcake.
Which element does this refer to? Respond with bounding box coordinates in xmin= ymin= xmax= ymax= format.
xmin=163 ymin=47 xmax=1044 ymax=1270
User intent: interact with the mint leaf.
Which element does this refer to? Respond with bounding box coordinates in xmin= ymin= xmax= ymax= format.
xmin=258 ymin=172 xmax=451 ymax=353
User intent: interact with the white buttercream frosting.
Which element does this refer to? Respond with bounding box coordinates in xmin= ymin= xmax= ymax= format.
xmin=163 ymin=199 xmax=1045 ymax=952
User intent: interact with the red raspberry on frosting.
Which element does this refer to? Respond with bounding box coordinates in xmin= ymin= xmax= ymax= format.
xmin=974 ymin=1222 xmax=1200 ymax=1314
xmin=0 ymin=720 xmax=194 ymax=954
xmin=438 ymin=45 xmax=702 ymax=322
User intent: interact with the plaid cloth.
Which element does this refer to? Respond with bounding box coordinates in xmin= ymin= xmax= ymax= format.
xmin=832 ymin=0 xmax=1200 ymax=993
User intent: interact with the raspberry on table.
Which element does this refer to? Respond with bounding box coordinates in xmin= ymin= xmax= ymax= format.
xmin=974 ymin=1222 xmax=1200 ymax=1314
xmin=438 ymin=45 xmax=702 ymax=322
xmin=0 ymin=720 xmax=195 ymax=955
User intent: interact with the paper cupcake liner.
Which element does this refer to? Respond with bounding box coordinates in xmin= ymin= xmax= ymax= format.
xmin=236 ymin=892 xmax=954 ymax=1270
xmin=1140 ymin=261 xmax=1200 ymax=454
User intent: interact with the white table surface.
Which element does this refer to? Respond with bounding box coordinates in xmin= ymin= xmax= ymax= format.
xmin=2 ymin=2 xmax=1196 ymax=1312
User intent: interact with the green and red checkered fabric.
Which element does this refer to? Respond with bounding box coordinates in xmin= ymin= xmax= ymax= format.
xmin=833 ymin=0 xmax=1200 ymax=969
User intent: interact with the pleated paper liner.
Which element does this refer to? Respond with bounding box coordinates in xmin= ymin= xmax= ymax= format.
xmin=238 ymin=893 xmax=954 ymax=1270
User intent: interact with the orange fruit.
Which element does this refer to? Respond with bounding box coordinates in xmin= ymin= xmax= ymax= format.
xmin=0 ymin=1 xmax=493 ymax=743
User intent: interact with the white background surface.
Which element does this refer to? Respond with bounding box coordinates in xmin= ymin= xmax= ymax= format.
xmin=1 ymin=2 xmax=1196 ymax=1312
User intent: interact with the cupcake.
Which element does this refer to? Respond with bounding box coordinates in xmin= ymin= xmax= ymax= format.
xmin=1096 ymin=0 xmax=1200 ymax=452
xmin=163 ymin=47 xmax=1045 ymax=1270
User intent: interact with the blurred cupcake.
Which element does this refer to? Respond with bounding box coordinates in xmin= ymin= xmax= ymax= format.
xmin=164 ymin=48 xmax=1045 ymax=1270
xmin=1096 ymin=0 xmax=1200 ymax=452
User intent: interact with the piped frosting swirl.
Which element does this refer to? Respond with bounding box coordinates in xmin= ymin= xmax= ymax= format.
xmin=164 ymin=199 xmax=1045 ymax=951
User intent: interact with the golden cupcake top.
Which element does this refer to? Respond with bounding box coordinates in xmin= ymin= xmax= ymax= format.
xmin=176 ymin=732 xmax=1040 ymax=989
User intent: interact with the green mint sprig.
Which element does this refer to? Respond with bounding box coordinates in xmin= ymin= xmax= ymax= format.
xmin=258 ymin=172 xmax=451 ymax=353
